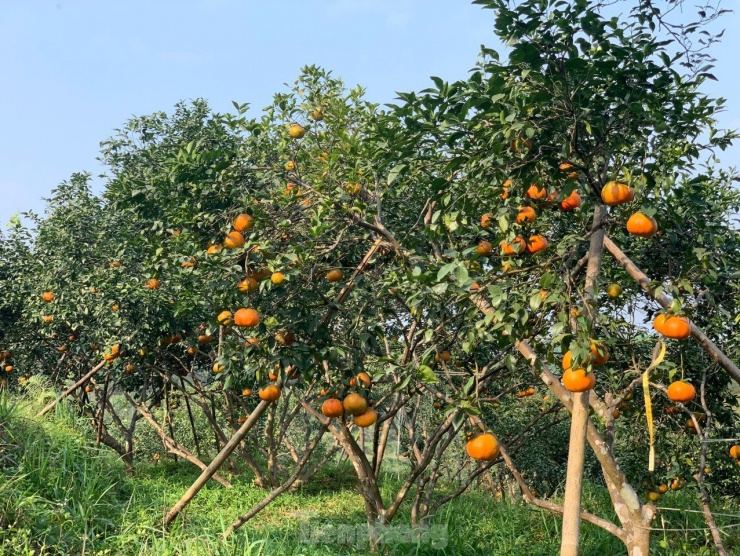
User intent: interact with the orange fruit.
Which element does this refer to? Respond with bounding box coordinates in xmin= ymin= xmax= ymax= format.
xmin=526 ymin=235 xmax=549 ymax=254
xmin=653 ymin=314 xmax=691 ymax=340
xmin=42 ymin=291 xmax=55 ymax=302
xmin=234 ymin=308 xmax=260 ymax=328
xmin=516 ymin=206 xmax=536 ymax=224
xmin=666 ymin=381 xmax=696 ymax=403
xmin=233 ymin=213 xmax=254 ymax=231
xmin=466 ymin=433 xmax=500 ymax=461
xmin=500 ymin=236 xmax=527 ymax=256
xmin=626 ymin=212 xmax=658 ymax=238
xmin=207 ymin=244 xmax=222 ymax=255
xmin=212 ymin=362 xmax=224 ymax=374
xmin=259 ymin=384 xmax=281 ymax=402
xmin=217 ymin=310 xmax=233 ymax=325
xmin=242 ymin=388 xmax=252 ymax=397
xmin=476 ymin=240 xmax=493 ymax=256
xmin=343 ymin=393 xmax=368 ymax=416
xmin=145 ymin=278 xmax=160 ymax=290
xmin=352 ymin=372 xmax=372 ymax=388
xmin=606 ymin=283 xmax=622 ymax=298
xmin=197 ymin=334 xmax=212 ymax=344
xmin=646 ymin=491 xmax=661 ymax=502
xmin=321 ymin=398 xmax=344 ymax=418
xmin=500 ymin=179 xmax=512 ymax=200
xmin=559 ymin=190 xmax=581 ymax=211
xmin=658 ymin=484 xmax=668 ymax=494
xmin=601 ymin=181 xmax=635 ymax=206
xmin=311 ymin=108 xmax=324 ymax=121
xmin=224 ymin=231 xmax=245 ymax=249
xmin=526 ymin=185 xmax=548 ymax=199
xmin=562 ymin=368 xmax=596 ymax=392
xmin=354 ymin=408 xmax=378 ymax=428
xmin=238 ymin=277 xmax=259 ymax=293
xmin=284 ymin=160 xmax=296 ymax=172
xmin=288 ymin=124 xmax=305 ymax=139
xmin=326 ymin=269 xmax=344 ymax=282
xmin=42 ymin=315 xmax=54 ymax=324
xmin=481 ymin=213 xmax=494 ymax=228
xmin=270 ymin=272 xmax=285 ymax=285
xmin=729 ymin=445 xmax=740 ymax=459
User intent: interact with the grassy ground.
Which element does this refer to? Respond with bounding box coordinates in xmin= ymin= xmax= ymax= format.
xmin=1 ymin=391 xmax=737 ymax=555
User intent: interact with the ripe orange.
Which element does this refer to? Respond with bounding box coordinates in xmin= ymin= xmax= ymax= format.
xmin=653 ymin=314 xmax=691 ymax=340
xmin=234 ymin=308 xmax=260 ymax=328
xmin=212 ymin=362 xmax=224 ymax=374
xmin=181 ymin=259 xmax=196 ymax=268
xmin=671 ymin=478 xmax=685 ymax=491
xmin=245 ymin=337 xmax=260 ymax=346
xmin=666 ymin=381 xmax=696 ymax=403
xmin=354 ymin=407 xmax=378 ymax=428
xmin=270 ymin=272 xmax=285 ymax=285
xmin=526 ymin=235 xmax=549 ymax=254
xmin=259 ymin=384 xmax=281 ymax=402
xmin=343 ymin=393 xmax=368 ymax=416
xmin=146 ymin=278 xmax=160 ymax=290
xmin=500 ymin=236 xmax=526 ymax=256
xmin=224 ymin=231 xmax=245 ymax=249
xmin=351 ymin=372 xmax=371 ymax=388
xmin=198 ymin=334 xmax=212 ymax=344
xmin=562 ymin=368 xmax=596 ymax=392
xmin=233 ymin=213 xmax=254 ymax=232
xmin=526 ymin=185 xmax=548 ymax=200
xmin=288 ymin=124 xmax=305 ymax=139
xmin=207 ymin=244 xmax=222 ymax=255
xmin=658 ymin=484 xmax=668 ymax=494
xmin=5 ymin=365 xmax=13 ymax=373
xmin=466 ymin=433 xmax=500 ymax=461
xmin=284 ymin=160 xmax=296 ymax=172
xmin=435 ymin=351 xmax=451 ymax=363
xmin=187 ymin=346 xmax=198 ymax=355
xmin=646 ymin=491 xmax=661 ymax=502
xmin=238 ymin=277 xmax=259 ymax=293
xmin=730 ymin=445 xmax=740 ymax=459
xmin=311 ymin=108 xmax=324 ymax=121
xmin=321 ymin=398 xmax=344 ymax=418
xmin=516 ymin=206 xmax=537 ymax=224
xmin=601 ymin=181 xmax=635 ymax=206
xmin=559 ymin=190 xmax=582 ymax=211
xmin=626 ymin=212 xmax=658 ymax=238
xmin=481 ymin=213 xmax=494 ymax=228
xmin=326 ymin=269 xmax=344 ymax=282
xmin=476 ymin=240 xmax=493 ymax=256
xmin=242 ymin=388 xmax=252 ymax=397
xmin=42 ymin=291 xmax=55 ymax=302
xmin=500 ymin=179 xmax=511 ymax=200
xmin=110 ymin=261 xmax=122 ymax=268
xmin=217 ymin=310 xmax=233 ymax=325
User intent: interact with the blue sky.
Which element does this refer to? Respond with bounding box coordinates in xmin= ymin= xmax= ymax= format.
xmin=1 ymin=1 xmax=738 ymax=226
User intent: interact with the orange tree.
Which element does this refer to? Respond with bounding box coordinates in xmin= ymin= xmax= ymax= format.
xmin=4 ymin=1 xmax=739 ymax=553
xmin=358 ymin=0 xmax=740 ymax=553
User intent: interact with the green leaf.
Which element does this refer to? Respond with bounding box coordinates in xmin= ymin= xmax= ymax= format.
xmin=416 ymin=364 xmax=439 ymax=384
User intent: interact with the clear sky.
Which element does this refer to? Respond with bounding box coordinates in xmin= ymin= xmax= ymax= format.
xmin=1 ymin=1 xmax=738 ymax=226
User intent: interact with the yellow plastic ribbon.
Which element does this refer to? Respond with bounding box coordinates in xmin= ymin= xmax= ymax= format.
xmin=642 ymin=341 xmax=666 ymax=472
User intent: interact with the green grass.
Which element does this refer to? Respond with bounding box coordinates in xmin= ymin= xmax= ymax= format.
xmin=1 ymin=390 xmax=738 ymax=555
